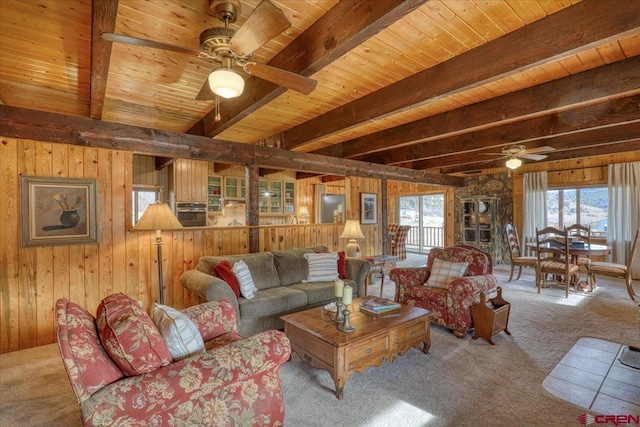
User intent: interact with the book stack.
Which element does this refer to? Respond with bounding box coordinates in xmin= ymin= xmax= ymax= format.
xmin=359 ymin=297 xmax=401 ymax=315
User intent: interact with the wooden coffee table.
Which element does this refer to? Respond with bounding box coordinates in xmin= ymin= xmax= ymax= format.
xmin=281 ymin=298 xmax=432 ymax=399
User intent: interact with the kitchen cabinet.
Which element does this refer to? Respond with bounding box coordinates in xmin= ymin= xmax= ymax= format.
xmin=258 ymin=179 xmax=295 ymax=215
xmin=170 ymin=159 xmax=208 ymax=203
xmin=224 ymin=177 xmax=245 ymax=200
xmin=207 ymin=175 xmax=222 ymax=213
xmin=284 ymin=180 xmax=296 ymax=214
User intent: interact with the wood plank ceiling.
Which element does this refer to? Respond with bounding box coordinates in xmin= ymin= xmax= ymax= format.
xmin=1 ymin=0 xmax=639 ymax=183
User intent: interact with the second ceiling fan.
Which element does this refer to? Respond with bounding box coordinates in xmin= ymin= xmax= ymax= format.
xmin=102 ymin=0 xmax=317 ymax=100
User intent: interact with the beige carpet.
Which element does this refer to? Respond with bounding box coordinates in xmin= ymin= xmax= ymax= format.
xmin=1 ymin=263 xmax=638 ymax=427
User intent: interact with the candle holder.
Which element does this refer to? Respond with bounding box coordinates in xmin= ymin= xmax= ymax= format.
xmin=338 ymin=305 xmax=356 ymax=333
xmin=332 ymin=298 xmax=345 ymax=322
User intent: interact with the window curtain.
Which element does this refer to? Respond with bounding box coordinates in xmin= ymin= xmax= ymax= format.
xmin=314 ymin=184 xmax=326 ymax=224
xmin=522 ymin=171 xmax=547 ymax=256
xmin=607 ymin=161 xmax=640 ymax=279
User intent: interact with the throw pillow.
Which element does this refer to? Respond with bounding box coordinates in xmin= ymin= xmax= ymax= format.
xmin=152 ymin=304 xmax=206 ymax=361
xmin=425 ymin=258 xmax=469 ymax=289
xmin=232 ymin=260 xmax=258 ymax=299
xmin=213 ymin=260 xmax=241 ymax=298
xmin=96 ymin=293 xmax=172 ymax=376
xmin=337 ymin=251 xmax=348 ymax=279
xmin=304 ymin=252 xmax=340 ymax=282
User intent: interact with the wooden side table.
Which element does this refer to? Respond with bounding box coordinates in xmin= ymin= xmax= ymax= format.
xmin=471 ymin=286 xmax=511 ymax=345
xmin=363 ymin=255 xmax=398 ymax=297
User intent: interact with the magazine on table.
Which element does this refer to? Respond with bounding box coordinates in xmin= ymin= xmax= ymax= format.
xmin=360 ymin=297 xmax=401 ymax=313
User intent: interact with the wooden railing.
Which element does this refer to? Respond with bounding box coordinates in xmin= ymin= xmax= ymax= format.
xmin=406 ymin=225 xmax=444 ymax=251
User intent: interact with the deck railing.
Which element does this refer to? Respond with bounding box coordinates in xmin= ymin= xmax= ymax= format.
xmin=406 ymin=225 xmax=444 ymax=252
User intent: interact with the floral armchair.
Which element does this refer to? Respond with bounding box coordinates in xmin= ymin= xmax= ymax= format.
xmin=389 ymin=245 xmax=498 ymax=338
xmin=56 ymin=296 xmax=291 ymax=427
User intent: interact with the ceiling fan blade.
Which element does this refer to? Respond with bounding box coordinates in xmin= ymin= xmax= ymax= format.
xmin=521 ymin=145 xmax=555 ymax=155
xmin=195 ymin=80 xmax=216 ymax=101
xmin=244 ymin=63 xmax=317 ymax=95
xmin=519 ymin=153 xmax=548 ymax=161
xmin=480 ymin=153 xmax=509 ymax=157
xmin=102 ymin=32 xmax=202 ymax=56
xmin=230 ymin=0 xmax=291 ymax=56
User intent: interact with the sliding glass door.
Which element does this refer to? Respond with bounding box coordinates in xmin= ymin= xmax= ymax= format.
xmin=399 ymin=194 xmax=445 ymax=253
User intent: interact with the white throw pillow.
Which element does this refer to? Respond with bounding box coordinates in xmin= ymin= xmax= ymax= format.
xmin=232 ymin=260 xmax=258 ymax=299
xmin=303 ymin=252 xmax=340 ymax=282
xmin=152 ymin=304 xmax=205 ymax=362
xmin=426 ymin=258 xmax=469 ymax=289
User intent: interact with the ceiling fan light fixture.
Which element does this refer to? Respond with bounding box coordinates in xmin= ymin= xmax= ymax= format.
xmin=208 ymin=68 xmax=244 ymax=98
xmin=505 ymin=155 xmax=522 ymax=170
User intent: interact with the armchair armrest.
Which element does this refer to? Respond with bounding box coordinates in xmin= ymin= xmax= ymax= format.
xmin=80 ymin=330 xmax=291 ymax=426
xmin=182 ymin=299 xmax=238 ymax=341
xmin=345 ymin=258 xmax=371 ymax=297
xmin=389 ymin=267 xmax=430 ymax=302
xmin=448 ymin=274 xmax=499 ymax=307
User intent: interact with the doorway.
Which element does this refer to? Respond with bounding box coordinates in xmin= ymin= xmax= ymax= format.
xmin=399 ymin=194 xmax=445 ymax=253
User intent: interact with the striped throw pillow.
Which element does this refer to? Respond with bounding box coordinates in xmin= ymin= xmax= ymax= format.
xmin=232 ymin=260 xmax=258 ymax=299
xmin=153 ymin=304 xmax=205 ymax=362
xmin=426 ymin=258 xmax=469 ymax=289
xmin=304 ymin=252 xmax=340 ymax=282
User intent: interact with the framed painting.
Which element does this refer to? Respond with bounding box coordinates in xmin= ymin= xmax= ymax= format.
xmin=360 ymin=192 xmax=377 ymax=224
xmin=21 ymin=176 xmax=99 ymax=247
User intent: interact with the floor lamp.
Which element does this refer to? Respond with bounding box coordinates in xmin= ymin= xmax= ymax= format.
xmin=133 ymin=202 xmax=182 ymax=305
xmin=340 ymin=219 xmax=365 ymax=258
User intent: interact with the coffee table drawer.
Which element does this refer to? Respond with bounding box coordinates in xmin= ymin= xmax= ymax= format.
xmin=345 ymin=335 xmax=390 ymax=366
xmin=397 ymin=320 xmax=429 ymax=343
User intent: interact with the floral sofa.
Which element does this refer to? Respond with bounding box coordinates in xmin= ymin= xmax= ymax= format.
xmin=389 ymin=245 xmax=498 ymax=338
xmin=56 ymin=294 xmax=291 ymax=427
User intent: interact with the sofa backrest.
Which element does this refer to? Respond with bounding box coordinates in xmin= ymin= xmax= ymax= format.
xmin=198 ymin=252 xmax=281 ymax=290
xmin=427 ymin=245 xmax=493 ymax=276
xmin=56 ymin=299 xmax=124 ymax=405
xmin=272 ymin=246 xmax=328 ymax=285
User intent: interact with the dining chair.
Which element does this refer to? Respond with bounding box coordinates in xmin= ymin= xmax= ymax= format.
xmin=536 ymin=226 xmax=580 ymax=298
xmin=388 ymin=224 xmax=411 ymax=261
xmin=504 ymin=224 xmax=538 ymax=282
xmin=588 ymin=228 xmax=640 ymax=301
xmin=567 ymin=223 xmax=592 ymax=270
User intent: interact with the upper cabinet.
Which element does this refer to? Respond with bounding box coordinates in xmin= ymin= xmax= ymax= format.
xmin=284 ymin=180 xmax=296 ymax=214
xmin=259 ymin=179 xmax=295 ymax=215
xmin=171 ymin=159 xmax=208 ymax=202
xmin=207 ymin=175 xmax=222 ymax=213
xmin=224 ymin=177 xmax=245 ymax=200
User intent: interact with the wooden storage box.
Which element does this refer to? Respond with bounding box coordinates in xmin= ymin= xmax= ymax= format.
xmin=471 ymin=286 xmax=511 ymax=345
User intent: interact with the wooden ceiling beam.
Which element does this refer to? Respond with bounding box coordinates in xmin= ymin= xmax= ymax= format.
xmin=358 ymin=95 xmax=640 ymax=165
xmin=410 ymin=122 xmax=640 ymax=171
xmin=194 ymin=0 xmax=428 ymax=137
xmin=0 ymin=105 xmax=462 ymax=187
xmin=312 ymin=56 xmax=640 ymax=159
xmin=89 ymin=0 xmax=119 ymax=120
xmin=284 ymin=0 xmax=640 ymax=149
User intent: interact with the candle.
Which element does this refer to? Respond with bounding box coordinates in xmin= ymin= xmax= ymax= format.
xmin=338 ymin=204 xmax=344 ymax=213
xmin=334 ymin=209 xmax=338 ymax=215
xmin=334 ymin=279 xmax=344 ymax=297
xmin=342 ymin=285 xmax=353 ymax=305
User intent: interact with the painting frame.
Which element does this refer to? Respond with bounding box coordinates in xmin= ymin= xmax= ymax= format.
xmin=360 ymin=192 xmax=377 ymax=225
xmin=21 ymin=176 xmax=99 ymax=247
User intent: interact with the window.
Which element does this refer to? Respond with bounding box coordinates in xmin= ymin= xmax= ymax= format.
xmin=546 ymin=187 xmax=608 ymax=236
xmin=132 ymin=187 xmax=161 ymax=225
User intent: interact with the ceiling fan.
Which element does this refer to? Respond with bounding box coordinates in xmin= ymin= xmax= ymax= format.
xmin=102 ymin=0 xmax=317 ymax=100
xmin=485 ymin=145 xmax=556 ymax=169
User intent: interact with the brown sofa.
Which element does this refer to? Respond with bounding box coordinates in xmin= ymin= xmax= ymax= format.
xmin=181 ymin=246 xmax=371 ymax=337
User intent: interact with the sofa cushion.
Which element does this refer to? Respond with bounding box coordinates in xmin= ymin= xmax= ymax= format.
xmin=152 ymin=304 xmax=206 ymax=361
xmin=304 ymin=252 xmax=340 ymax=282
xmin=198 ymin=252 xmax=280 ymax=290
xmin=213 ymin=260 xmax=241 ymax=298
xmin=233 ymin=260 xmax=258 ymax=299
xmin=289 ymin=278 xmax=357 ymax=305
xmin=426 ymin=258 xmax=469 ymax=289
xmin=238 ymin=287 xmax=307 ymax=319
xmin=273 ymin=246 xmax=328 ymax=286
xmin=97 ymin=293 xmax=172 ymax=376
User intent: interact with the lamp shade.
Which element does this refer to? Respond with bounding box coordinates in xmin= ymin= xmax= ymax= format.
xmin=505 ymin=155 xmax=522 ymax=170
xmin=208 ymin=68 xmax=245 ymax=98
xmin=134 ymin=202 xmax=182 ymax=231
xmin=298 ymin=206 xmax=310 ymax=216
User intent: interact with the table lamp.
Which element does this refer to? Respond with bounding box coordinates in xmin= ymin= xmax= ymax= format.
xmin=340 ymin=219 xmax=365 ymax=258
xmin=298 ymin=206 xmax=310 ymax=224
xmin=133 ymin=202 xmax=182 ymax=304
